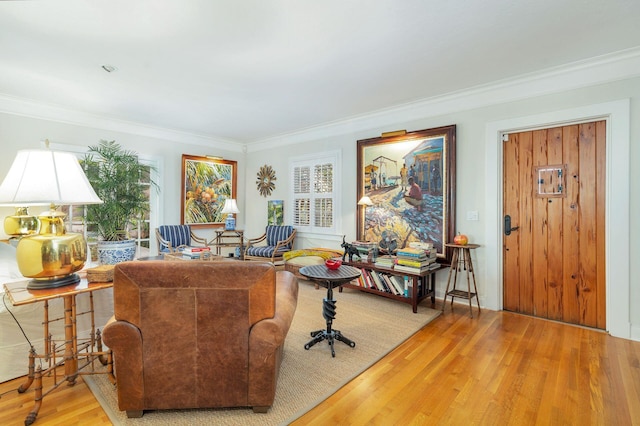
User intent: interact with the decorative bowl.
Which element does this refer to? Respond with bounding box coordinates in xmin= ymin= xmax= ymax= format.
xmin=325 ymin=259 xmax=342 ymax=270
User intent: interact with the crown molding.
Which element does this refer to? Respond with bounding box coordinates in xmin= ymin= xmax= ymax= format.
xmin=0 ymin=94 xmax=245 ymax=153
xmin=1 ymin=47 xmax=639 ymax=154
xmin=246 ymin=47 xmax=640 ymax=152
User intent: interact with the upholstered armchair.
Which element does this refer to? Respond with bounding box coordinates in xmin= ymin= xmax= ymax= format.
xmin=244 ymin=225 xmax=296 ymax=264
xmin=102 ymin=260 xmax=298 ymax=417
xmin=155 ymin=224 xmax=208 ymax=253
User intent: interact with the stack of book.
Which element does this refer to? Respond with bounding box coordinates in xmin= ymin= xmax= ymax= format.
xmin=393 ymin=247 xmax=438 ymax=273
xmin=374 ymin=255 xmax=395 ymax=269
xmin=351 ymin=241 xmax=377 ymax=261
xmin=182 ymin=246 xmax=212 ymax=259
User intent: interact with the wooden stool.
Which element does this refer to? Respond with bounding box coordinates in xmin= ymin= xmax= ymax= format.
xmin=442 ymin=243 xmax=481 ymax=317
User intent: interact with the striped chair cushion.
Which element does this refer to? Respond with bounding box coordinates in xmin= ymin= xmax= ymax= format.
xmin=158 ymin=225 xmax=192 ymax=252
xmin=245 ymin=245 xmax=290 ymax=258
xmin=265 ymin=225 xmax=294 ymax=248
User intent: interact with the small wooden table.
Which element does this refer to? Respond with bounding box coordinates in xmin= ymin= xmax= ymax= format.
xmin=442 ymin=243 xmax=481 ymax=317
xmin=208 ymin=229 xmax=244 ymax=256
xmin=3 ymin=278 xmax=114 ymax=425
xmin=299 ymin=264 xmax=361 ymax=357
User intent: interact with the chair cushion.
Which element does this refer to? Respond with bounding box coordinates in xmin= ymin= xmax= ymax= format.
xmin=246 ymin=246 xmax=290 ymax=258
xmin=265 ymin=225 xmax=293 ymax=248
xmin=158 ymin=225 xmax=192 ymax=251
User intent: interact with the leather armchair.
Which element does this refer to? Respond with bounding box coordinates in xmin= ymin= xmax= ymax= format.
xmin=102 ymin=260 xmax=298 ymax=417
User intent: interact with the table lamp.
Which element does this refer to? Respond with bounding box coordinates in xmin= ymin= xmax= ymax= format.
xmin=0 ymin=148 xmax=103 ymax=289
xmin=221 ymin=198 xmax=239 ymax=231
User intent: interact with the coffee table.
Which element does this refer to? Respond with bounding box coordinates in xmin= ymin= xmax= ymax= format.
xmin=299 ymin=264 xmax=361 ymax=357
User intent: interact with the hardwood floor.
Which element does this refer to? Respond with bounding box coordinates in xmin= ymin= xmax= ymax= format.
xmin=2 ymin=306 xmax=639 ymax=425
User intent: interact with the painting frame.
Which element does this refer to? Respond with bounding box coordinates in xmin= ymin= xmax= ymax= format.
xmin=181 ymin=154 xmax=237 ymax=227
xmin=356 ymin=125 xmax=456 ymax=264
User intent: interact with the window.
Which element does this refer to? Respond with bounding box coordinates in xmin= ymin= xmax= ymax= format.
xmin=289 ymin=151 xmax=340 ymax=235
xmin=46 ymin=142 xmax=159 ymax=260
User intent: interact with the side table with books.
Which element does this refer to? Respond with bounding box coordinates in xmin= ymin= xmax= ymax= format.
xmin=341 ymin=245 xmax=441 ymax=313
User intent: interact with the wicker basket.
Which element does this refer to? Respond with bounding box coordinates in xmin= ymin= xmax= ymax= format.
xmin=86 ymin=265 xmax=115 ymax=283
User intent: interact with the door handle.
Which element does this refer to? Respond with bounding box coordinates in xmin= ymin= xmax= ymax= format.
xmin=504 ymin=215 xmax=519 ymax=236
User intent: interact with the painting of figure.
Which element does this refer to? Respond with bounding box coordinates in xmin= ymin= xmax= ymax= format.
xmin=356 ymin=126 xmax=456 ymax=262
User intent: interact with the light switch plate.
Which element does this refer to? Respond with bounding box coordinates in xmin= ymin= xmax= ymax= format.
xmin=466 ymin=210 xmax=479 ymax=221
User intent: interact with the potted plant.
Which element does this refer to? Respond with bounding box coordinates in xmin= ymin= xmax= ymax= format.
xmin=83 ymin=140 xmax=158 ymax=264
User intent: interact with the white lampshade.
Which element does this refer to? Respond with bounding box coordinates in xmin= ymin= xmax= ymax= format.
xmin=0 ymin=149 xmax=103 ymax=206
xmin=357 ymin=196 xmax=373 ymax=206
xmin=221 ymin=199 xmax=239 ymax=214
xmin=0 ymin=148 xmax=103 ymax=289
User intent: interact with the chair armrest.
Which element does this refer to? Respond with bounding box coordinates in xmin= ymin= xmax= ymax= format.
xmin=102 ymin=319 xmax=145 ymax=413
xmin=189 ymin=231 xmax=208 ymax=246
xmin=155 ymin=228 xmax=175 ymax=253
xmin=244 ymin=233 xmax=267 ymax=256
xmin=273 ymin=229 xmax=297 ymax=253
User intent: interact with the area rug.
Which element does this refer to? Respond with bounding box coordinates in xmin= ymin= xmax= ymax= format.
xmin=84 ymin=280 xmax=440 ymax=426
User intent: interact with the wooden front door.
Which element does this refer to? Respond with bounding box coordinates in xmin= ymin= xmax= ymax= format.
xmin=502 ymin=121 xmax=606 ymax=329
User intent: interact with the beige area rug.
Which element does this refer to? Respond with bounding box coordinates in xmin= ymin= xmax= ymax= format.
xmin=84 ymin=280 xmax=440 ymax=426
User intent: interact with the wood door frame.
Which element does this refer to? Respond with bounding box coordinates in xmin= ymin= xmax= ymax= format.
xmin=484 ymin=99 xmax=630 ymax=339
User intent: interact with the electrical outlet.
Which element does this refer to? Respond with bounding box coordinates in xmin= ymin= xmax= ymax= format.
xmin=466 ymin=210 xmax=479 ymax=221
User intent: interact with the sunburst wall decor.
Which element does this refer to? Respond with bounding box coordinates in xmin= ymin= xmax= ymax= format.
xmin=256 ymin=164 xmax=276 ymax=197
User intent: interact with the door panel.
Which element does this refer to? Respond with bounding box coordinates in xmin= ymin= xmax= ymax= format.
xmin=502 ymin=121 xmax=606 ymax=328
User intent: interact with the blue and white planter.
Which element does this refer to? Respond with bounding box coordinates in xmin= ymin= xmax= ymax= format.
xmin=97 ymin=240 xmax=137 ymax=265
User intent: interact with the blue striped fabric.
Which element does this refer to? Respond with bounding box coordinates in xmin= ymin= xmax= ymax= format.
xmin=158 ymin=225 xmax=192 ymax=252
xmin=265 ymin=225 xmax=294 ymax=248
xmin=245 ymin=245 xmax=290 ymax=258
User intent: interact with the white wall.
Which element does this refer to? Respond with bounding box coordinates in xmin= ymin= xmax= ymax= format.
xmin=0 ymin=113 xmax=246 ymax=246
xmin=245 ymin=77 xmax=639 ymax=341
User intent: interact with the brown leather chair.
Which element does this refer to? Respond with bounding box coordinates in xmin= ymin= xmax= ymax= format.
xmin=102 ymin=260 xmax=298 ymax=418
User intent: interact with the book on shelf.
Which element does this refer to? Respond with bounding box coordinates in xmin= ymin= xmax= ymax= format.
xmin=393 ymin=264 xmax=425 ymax=274
xmin=379 ymin=273 xmax=397 ymax=295
xmin=374 ymin=255 xmax=396 ymax=269
xmin=386 ymin=274 xmax=405 ymax=296
xmin=394 ymin=262 xmax=440 ymax=274
xmin=396 ymin=247 xmax=428 ymax=258
xmin=409 ymin=241 xmax=434 ymax=250
xmin=396 ymin=257 xmax=435 ymax=268
xmin=370 ymin=270 xmax=390 ymax=293
xmin=358 ymin=268 xmax=374 ymax=289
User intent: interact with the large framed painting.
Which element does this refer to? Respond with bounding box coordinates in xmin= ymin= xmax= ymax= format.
xmin=356 ymin=125 xmax=456 ymax=264
xmin=181 ymin=155 xmax=237 ymax=227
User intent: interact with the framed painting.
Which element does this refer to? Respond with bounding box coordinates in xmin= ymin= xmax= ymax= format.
xmin=356 ymin=125 xmax=456 ymax=264
xmin=181 ymin=155 xmax=237 ymax=227
xmin=267 ymin=200 xmax=284 ymax=225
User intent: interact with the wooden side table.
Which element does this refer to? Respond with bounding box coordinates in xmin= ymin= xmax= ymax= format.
xmin=208 ymin=229 xmax=244 ymax=257
xmin=442 ymin=243 xmax=481 ymax=317
xmin=3 ymin=278 xmax=114 ymax=425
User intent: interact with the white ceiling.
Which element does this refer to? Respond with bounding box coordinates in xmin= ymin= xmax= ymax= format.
xmin=1 ymin=0 xmax=640 ymax=144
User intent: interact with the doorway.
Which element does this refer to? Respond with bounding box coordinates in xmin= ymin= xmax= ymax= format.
xmin=502 ymin=121 xmax=606 ymax=328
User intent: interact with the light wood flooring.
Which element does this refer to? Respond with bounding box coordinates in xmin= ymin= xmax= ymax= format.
xmin=1 ymin=304 xmax=639 ymax=425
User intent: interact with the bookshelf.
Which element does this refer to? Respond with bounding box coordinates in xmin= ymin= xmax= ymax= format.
xmin=341 ymin=260 xmax=441 ymax=313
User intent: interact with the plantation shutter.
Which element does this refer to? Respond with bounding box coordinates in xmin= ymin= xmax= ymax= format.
xmin=314 ymin=163 xmax=333 ymax=228
xmin=290 ymin=155 xmax=338 ymax=234
xmin=293 ymin=165 xmax=310 ymax=226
